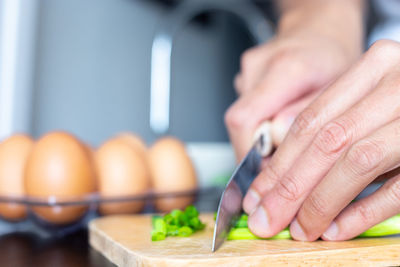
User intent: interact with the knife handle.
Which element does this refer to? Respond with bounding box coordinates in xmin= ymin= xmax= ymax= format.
xmin=253 ymin=121 xmax=273 ymax=157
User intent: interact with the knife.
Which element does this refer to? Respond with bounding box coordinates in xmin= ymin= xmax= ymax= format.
xmin=212 ymin=122 xmax=273 ymax=252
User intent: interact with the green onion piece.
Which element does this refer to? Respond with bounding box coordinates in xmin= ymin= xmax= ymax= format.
xmin=178 ymin=226 xmax=193 ymax=237
xmin=178 ymin=213 xmax=190 ymax=226
xmin=239 ymin=214 xmax=248 ymax=221
xmin=151 ymin=231 xmax=166 ymax=241
xmin=227 ymin=228 xmax=292 ymax=240
xmin=153 ymin=218 xmax=167 ymax=235
xmin=358 ymin=214 xmax=400 ymax=237
xmin=228 ymin=228 xmax=259 ymax=240
xmin=152 ymin=215 xmax=163 ymax=227
xmin=163 ymin=214 xmax=174 ymax=225
xmin=214 ymin=212 xmax=217 ymax=221
xmin=235 ymin=219 xmax=248 ymax=228
xmin=189 ymin=217 xmax=201 ymax=230
xmin=184 ymin=205 xmax=199 ymax=218
xmin=167 ymin=224 xmax=179 ymax=236
xmin=170 ymin=209 xmax=184 ymax=219
xmin=268 ymin=228 xmax=291 ymax=240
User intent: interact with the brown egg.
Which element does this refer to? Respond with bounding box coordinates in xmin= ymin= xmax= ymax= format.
xmin=115 ymin=133 xmax=147 ymax=157
xmin=148 ymin=137 xmax=197 ymax=212
xmin=0 ymin=134 xmax=33 ymax=221
xmin=95 ymin=137 xmax=150 ymax=215
xmin=25 ymin=131 xmax=96 ymax=225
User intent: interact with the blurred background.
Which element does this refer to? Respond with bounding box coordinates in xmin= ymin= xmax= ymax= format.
xmin=0 ymin=0 xmax=275 ymax=146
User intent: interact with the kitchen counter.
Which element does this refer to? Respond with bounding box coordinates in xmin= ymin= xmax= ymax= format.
xmin=0 ymin=229 xmax=115 ymax=267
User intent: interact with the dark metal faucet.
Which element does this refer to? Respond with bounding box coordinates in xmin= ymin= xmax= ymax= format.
xmin=150 ymin=0 xmax=274 ymax=134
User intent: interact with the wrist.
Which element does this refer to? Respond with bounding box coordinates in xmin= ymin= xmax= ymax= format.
xmin=277 ymin=0 xmax=365 ymax=59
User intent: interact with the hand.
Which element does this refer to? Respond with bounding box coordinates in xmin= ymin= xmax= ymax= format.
xmin=244 ymin=40 xmax=400 ymax=241
xmin=225 ymin=0 xmax=364 ymax=161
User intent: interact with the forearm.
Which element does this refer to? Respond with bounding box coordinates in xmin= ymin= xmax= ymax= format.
xmin=276 ymin=0 xmax=366 ymax=59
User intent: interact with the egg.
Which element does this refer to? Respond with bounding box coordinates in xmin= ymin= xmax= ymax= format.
xmin=24 ymin=131 xmax=96 ymax=225
xmin=95 ymin=137 xmax=150 ymax=215
xmin=0 ymin=134 xmax=33 ymax=221
xmin=148 ymin=137 xmax=197 ymax=212
xmin=115 ymin=132 xmax=147 ymax=157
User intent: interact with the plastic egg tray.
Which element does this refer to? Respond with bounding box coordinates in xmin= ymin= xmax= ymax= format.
xmin=0 ymin=186 xmax=222 ymax=237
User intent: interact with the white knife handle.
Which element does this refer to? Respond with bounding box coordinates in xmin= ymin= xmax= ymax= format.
xmin=253 ymin=121 xmax=273 ymax=157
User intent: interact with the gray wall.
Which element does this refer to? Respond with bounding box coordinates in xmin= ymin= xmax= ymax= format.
xmin=32 ymin=0 xmax=254 ymax=146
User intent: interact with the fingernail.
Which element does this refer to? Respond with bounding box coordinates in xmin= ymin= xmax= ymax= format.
xmin=248 ymin=206 xmax=269 ymax=235
xmin=243 ymin=189 xmax=260 ymax=214
xmin=322 ymin=222 xmax=338 ymax=240
xmin=290 ymin=218 xmax=307 ymax=241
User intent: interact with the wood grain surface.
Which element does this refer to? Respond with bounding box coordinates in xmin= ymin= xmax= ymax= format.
xmin=89 ymin=214 xmax=400 ymax=266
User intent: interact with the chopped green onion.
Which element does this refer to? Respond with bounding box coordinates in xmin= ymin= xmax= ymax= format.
xmin=178 ymin=226 xmax=193 ymax=237
xmin=227 ymin=213 xmax=400 ymax=241
xmin=151 ymin=231 xmax=166 ymax=241
xmin=227 ymin=227 xmax=291 ymax=240
xmin=359 ymin=214 xmax=400 ymax=237
xmin=235 ymin=219 xmax=248 ymax=228
xmin=167 ymin=224 xmax=179 ymax=236
xmin=268 ymin=228 xmax=291 ymax=240
xmin=153 ymin=218 xmax=167 ymax=235
xmin=151 ymin=206 xmax=205 ymax=241
xmin=228 ymin=228 xmax=258 ymax=240
xmin=185 ymin=205 xmax=199 ymax=218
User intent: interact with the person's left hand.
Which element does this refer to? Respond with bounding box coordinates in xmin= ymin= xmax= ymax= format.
xmin=243 ymin=39 xmax=400 ymax=241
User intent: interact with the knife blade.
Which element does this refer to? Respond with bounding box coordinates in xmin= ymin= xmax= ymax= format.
xmin=212 ymin=122 xmax=272 ymax=252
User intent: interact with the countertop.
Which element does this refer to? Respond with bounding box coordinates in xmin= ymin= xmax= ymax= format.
xmin=0 ymin=229 xmax=115 ymax=267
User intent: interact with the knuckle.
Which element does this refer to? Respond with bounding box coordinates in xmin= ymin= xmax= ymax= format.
xmin=290 ymin=107 xmax=320 ymax=139
xmin=240 ymin=49 xmax=258 ymax=71
xmin=304 ymin=193 xmax=329 ymax=218
xmin=262 ymin=163 xmax=282 ymax=184
xmin=345 ymin=140 xmax=385 ymax=176
xmin=314 ymin=121 xmax=350 ymax=156
xmin=224 ymin=105 xmax=243 ymax=130
xmin=354 ymin=202 xmax=376 ymax=225
xmin=367 ymin=40 xmax=400 ymax=61
xmin=269 ymin=50 xmax=304 ymax=73
xmin=276 ymin=174 xmax=304 ymax=202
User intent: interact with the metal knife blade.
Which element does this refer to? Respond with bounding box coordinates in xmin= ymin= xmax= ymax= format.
xmin=211 ymin=136 xmax=265 ymax=252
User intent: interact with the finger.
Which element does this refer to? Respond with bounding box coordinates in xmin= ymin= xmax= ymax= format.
xmin=239 ymin=43 xmax=274 ymax=93
xmin=242 ymin=92 xmax=318 ymax=213
xmin=376 ymin=166 xmax=400 ymax=182
xmin=271 ymin=91 xmax=320 ymax=146
xmin=322 ymin=174 xmax=400 ymax=241
xmin=234 ymin=74 xmax=244 ymax=95
xmin=272 ymin=69 xmax=400 ymax=240
xmin=244 ymin=40 xmax=400 ymax=221
xmin=294 ymin=116 xmax=400 ymax=241
xmin=226 ymin=50 xmax=322 ymax=162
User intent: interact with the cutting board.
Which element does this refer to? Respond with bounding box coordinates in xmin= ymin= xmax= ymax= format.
xmin=89 ymin=214 xmax=400 ymax=266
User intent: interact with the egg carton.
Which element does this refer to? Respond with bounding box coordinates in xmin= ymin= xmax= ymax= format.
xmin=0 ymin=186 xmax=223 ymax=237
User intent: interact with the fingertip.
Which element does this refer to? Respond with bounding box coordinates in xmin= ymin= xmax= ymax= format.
xmin=243 ymin=189 xmax=261 ymax=214
xmin=248 ymin=206 xmax=271 ymax=237
xmin=290 ymin=218 xmax=308 ymax=241
xmin=322 ymin=221 xmax=339 ymax=241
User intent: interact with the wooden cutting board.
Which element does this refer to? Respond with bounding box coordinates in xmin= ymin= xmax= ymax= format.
xmin=89 ymin=214 xmax=400 ymax=266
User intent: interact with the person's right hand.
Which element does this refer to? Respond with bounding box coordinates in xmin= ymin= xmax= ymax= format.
xmin=225 ymin=0 xmax=365 ymax=162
